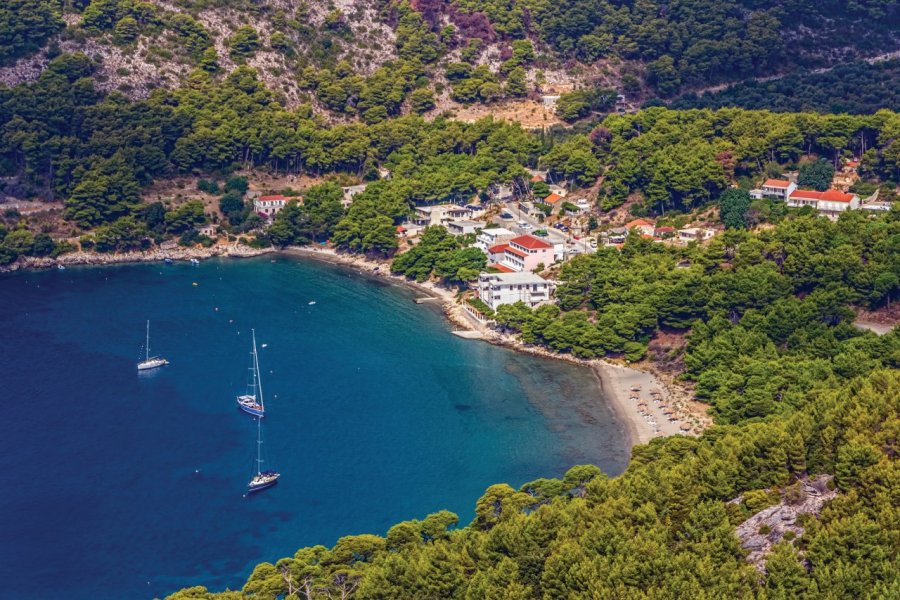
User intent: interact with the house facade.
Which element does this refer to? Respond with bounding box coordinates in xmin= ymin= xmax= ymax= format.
xmin=625 ymin=219 xmax=656 ymax=237
xmin=254 ymin=195 xmax=289 ymax=218
xmin=678 ymin=227 xmax=715 ymax=242
xmin=477 ymin=227 xmax=515 ymax=249
xmin=413 ymin=205 xmax=473 ymax=227
xmin=493 ymin=235 xmax=555 ymax=272
xmin=477 ymin=272 xmax=554 ymax=311
xmin=750 ymin=179 xmax=797 ymax=200
xmin=447 ymin=220 xmax=481 ymax=236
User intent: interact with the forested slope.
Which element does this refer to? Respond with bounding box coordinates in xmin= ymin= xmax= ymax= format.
xmin=2 ymin=0 xmax=898 ymax=114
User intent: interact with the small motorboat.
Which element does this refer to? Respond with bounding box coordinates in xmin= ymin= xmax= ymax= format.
xmin=308 ymin=301 xmax=316 ymax=305
xmin=57 ymin=265 xmax=66 ymax=271
xmin=190 ymin=258 xmax=200 ymax=265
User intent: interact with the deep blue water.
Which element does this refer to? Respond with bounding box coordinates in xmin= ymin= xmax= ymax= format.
xmin=0 ymin=256 xmax=629 ymax=599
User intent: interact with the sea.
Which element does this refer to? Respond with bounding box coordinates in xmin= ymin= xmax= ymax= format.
xmin=0 ymin=256 xmax=630 ymax=599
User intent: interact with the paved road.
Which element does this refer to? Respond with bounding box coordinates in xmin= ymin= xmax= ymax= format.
xmin=497 ymin=202 xmax=594 ymax=256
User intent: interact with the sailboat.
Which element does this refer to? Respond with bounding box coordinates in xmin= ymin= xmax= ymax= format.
xmin=236 ymin=329 xmax=266 ymax=417
xmin=137 ymin=320 xmax=169 ymax=371
xmin=247 ymin=414 xmax=280 ymax=493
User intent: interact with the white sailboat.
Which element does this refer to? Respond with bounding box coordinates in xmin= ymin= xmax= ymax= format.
xmin=137 ymin=320 xmax=169 ymax=371
xmin=236 ymin=329 xmax=266 ymax=417
xmin=248 ymin=413 xmax=280 ymax=493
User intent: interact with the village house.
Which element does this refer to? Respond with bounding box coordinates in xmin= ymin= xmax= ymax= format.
xmin=198 ymin=224 xmax=217 ymax=238
xmin=413 ymin=204 xmax=473 ymax=227
xmin=446 ymin=220 xmax=482 ymax=236
xmin=476 ymin=272 xmax=554 ymax=312
xmin=341 ymin=184 xmax=367 ymax=209
xmin=477 ymin=227 xmax=515 ymax=249
xmin=490 ymin=234 xmax=555 ymax=272
xmin=547 ymin=184 xmax=567 ymax=197
xmin=787 ymin=189 xmax=860 ymax=219
xmin=254 ymin=194 xmax=289 ymax=219
xmin=750 ymin=179 xmax=797 ymax=200
xmin=654 ymin=226 xmax=676 ymax=239
xmin=602 ymin=227 xmax=628 ymax=246
xmin=396 ymin=224 xmax=424 ymax=239
xmin=678 ymin=227 xmax=716 ymax=242
xmin=625 ymin=219 xmax=656 ymax=237
xmin=541 ymin=192 xmax=564 ymax=206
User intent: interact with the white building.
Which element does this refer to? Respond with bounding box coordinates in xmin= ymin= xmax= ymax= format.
xmin=678 ymin=227 xmax=716 ymax=242
xmin=447 ymin=220 xmax=482 ymax=236
xmin=341 ymin=184 xmax=367 ymax=209
xmin=477 ymin=227 xmax=515 ymax=249
xmin=787 ymin=189 xmax=860 ymax=220
xmin=254 ymin=194 xmax=289 ymax=218
xmin=477 ymin=272 xmax=554 ymax=311
xmin=413 ymin=204 xmax=473 ymax=227
xmin=750 ymin=179 xmax=796 ymax=200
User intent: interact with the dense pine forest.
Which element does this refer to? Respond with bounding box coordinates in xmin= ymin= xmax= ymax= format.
xmin=1 ymin=1 xmax=898 ymax=599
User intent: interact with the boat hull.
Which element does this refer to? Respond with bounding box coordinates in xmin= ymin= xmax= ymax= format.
xmin=237 ymin=398 xmax=265 ymax=417
xmin=248 ymin=472 xmax=280 ymax=493
xmin=248 ymin=478 xmax=279 ymax=493
xmin=137 ymin=358 xmax=169 ymax=371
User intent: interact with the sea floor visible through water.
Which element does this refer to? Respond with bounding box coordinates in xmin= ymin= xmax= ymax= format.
xmin=0 ymin=256 xmax=630 ymax=599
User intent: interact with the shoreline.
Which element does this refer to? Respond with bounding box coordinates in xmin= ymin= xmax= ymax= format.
xmin=0 ymin=241 xmax=274 ymax=273
xmin=280 ymin=245 xmax=709 ymax=446
xmin=4 ymin=241 xmax=709 ymax=446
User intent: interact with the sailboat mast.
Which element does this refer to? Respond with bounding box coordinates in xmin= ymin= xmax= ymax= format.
xmin=145 ymin=320 xmax=150 ymax=361
xmin=256 ymin=415 xmax=262 ymax=476
xmin=252 ymin=329 xmax=264 ymax=410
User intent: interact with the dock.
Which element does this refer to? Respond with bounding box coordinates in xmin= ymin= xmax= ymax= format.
xmin=451 ymin=330 xmax=483 ymax=340
xmin=415 ymin=297 xmax=440 ymax=304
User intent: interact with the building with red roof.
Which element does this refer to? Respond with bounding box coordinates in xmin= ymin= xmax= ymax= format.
xmin=624 ymin=219 xmax=656 ymax=237
xmin=542 ymin=192 xmax=563 ymax=205
xmin=751 ymin=178 xmax=797 ymax=200
xmin=495 ymin=235 xmax=555 ymax=272
xmin=787 ymin=188 xmax=859 ymax=219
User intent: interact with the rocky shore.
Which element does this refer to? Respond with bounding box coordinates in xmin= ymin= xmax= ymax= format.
xmin=1 ymin=242 xmax=274 ymax=273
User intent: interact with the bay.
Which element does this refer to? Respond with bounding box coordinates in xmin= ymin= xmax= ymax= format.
xmin=0 ymin=256 xmax=629 ymax=599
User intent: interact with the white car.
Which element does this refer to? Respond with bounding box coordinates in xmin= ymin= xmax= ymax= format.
xmin=518 ymin=221 xmax=532 ymax=230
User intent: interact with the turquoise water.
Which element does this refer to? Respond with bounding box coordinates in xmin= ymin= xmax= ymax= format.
xmin=0 ymin=256 xmax=629 ymax=599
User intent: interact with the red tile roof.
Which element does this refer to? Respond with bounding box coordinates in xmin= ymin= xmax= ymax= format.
xmin=819 ymin=189 xmax=857 ymax=202
xmin=790 ymin=189 xmax=857 ymax=203
xmin=625 ymin=219 xmax=654 ymax=228
xmin=490 ymin=263 xmax=515 ymax=273
xmin=511 ymin=235 xmax=553 ymax=250
xmin=488 ymin=243 xmax=509 ymax=254
xmin=396 ymin=226 xmax=406 ymax=232
xmin=543 ymin=192 xmax=563 ymax=204
xmin=655 ymin=226 xmax=675 ymax=233
xmin=258 ymin=194 xmax=288 ymax=201
xmin=530 ymin=174 xmax=545 ymax=183
xmin=505 ymin=246 xmax=528 ymax=258
xmin=763 ymin=179 xmax=791 ymax=188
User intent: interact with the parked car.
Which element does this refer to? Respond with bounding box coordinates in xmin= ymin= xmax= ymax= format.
xmin=500 ymin=212 xmax=514 ymax=219
xmin=518 ymin=221 xmax=532 ymax=230
xmin=534 ymin=229 xmax=549 ymax=237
